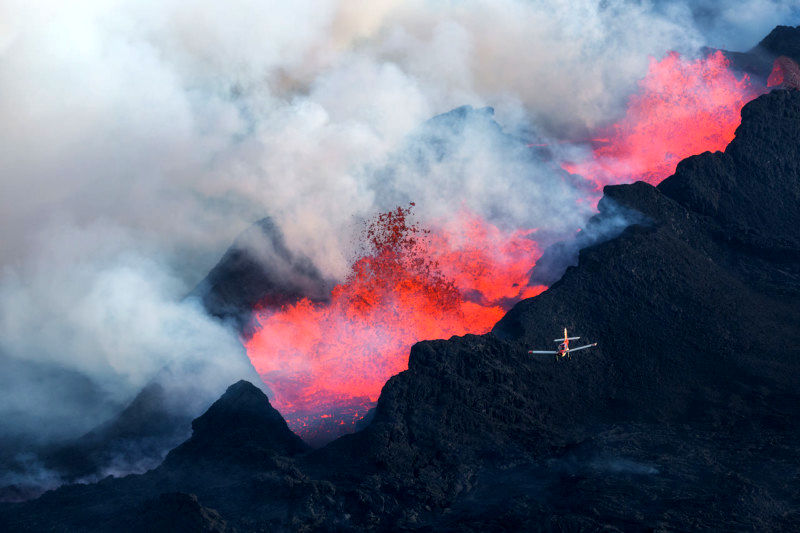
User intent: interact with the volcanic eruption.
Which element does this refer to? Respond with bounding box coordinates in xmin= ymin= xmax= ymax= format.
xmin=2 ymin=2 xmax=800 ymax=527
xmin=242 ymin=48 xmax=771 ymax=445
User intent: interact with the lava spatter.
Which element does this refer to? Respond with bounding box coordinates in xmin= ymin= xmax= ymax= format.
xmin=245 ymin=205 xmax=543 ymax=440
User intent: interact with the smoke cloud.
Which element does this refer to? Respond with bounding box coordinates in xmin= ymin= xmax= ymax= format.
xmin=0 ymin=222 xmax=259 ymax=443
xmin=0 ymin=0 xmax=796 ymax=485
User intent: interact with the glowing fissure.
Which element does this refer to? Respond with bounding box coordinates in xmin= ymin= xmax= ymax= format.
xmin=246 ymin=50 xmax=767 ymax=441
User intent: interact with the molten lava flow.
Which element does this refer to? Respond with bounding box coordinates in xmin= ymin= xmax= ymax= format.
xmin=768 ymin=56 xmax=800 ymax=90
xmin=563 ymin=51 xmax=763 ymax=188
xmin=245 ymin=205 xmax=544 ymax=440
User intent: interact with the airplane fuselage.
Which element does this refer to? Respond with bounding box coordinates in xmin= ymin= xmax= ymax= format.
xmin=527 ymin=328 xmax=595 ymax=361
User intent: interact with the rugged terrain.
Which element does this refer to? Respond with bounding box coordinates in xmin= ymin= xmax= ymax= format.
xmin=0 ymin=81 xmax=798 ymax=531
xmin=723 ymin=24 xmax=800 ymax=82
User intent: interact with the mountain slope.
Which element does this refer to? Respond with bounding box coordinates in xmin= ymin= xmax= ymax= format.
xmin=164 ymin=380 xmax=309 ymax=467
xmin=42 ymin=383 xmax=191 ymax=486
xmin=190 ymin=217 xmax=330 ymax=334
xmin=722 ymin=24 xmax=800 ymax=80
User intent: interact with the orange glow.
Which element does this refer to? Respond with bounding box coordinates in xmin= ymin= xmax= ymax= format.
xmin=768 ymin=56 xmax=800 ymax=90
xmin=769 ymin=60 xmax=786 ymax=87
xmin=563 ymin=51 xmax=762 ymax=188
xmin=245 ymin=205 xmax=544 ymax=438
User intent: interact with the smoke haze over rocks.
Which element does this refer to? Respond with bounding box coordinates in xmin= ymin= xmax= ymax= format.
xmin=0 ymin=0 xmax=798 ymax=480
xmin=0 ymin=223 xmax=260 ymax=443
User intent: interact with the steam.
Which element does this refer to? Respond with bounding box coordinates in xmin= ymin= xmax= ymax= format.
xmin=0 ymin=0 xmax=795 ymax=488
xmin=0 ymin=222 xmax=259 ymax=444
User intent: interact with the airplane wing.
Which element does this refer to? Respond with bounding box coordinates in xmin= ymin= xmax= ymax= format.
xmin=528 ymin=350 xmax=557 ymax=354
xmin=554 ymin=336 xmax=580 ymax=342
xmin=568 ymin=343 xmax=597 ymax=353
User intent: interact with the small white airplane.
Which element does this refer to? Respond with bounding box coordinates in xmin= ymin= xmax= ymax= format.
xmin=528 ymin=327 xmax=597 ymax=361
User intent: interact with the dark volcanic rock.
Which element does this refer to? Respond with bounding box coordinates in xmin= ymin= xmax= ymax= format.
xmin=0 ymin=381 xmax=320 ymax=532
xmin=191 ymin=217 xmax=330 ymax=334
xmin=721 ymin=25 xmax=800 ymax=81
xmin=43 ymin=383 xmax=192 ymax=482
xmin=130 ymin=493 xmax=228 ymax=533
xmin=165 ymin=380 xmax=309 ymax=467
xmin=758 ymin=25 xmax=800 ymax=63
xmin=2 ymin=91 xmax=800 ymax=532
xmin=659 ymin=88 xmax=800 ymax=253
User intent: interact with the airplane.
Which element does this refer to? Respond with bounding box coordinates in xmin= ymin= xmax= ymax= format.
xmin=528 ymin=327 xmax=597 ymax=362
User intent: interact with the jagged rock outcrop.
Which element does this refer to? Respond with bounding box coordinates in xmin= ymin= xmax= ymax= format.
xmin=660 ymin=88 xmax=800 ymax=253
xmin=758 ymin=25 xmax=800 ymax=63
xmin=191 ymin=217 xmax=330 ymax=334
xmin=722 ymin=24 xmax=800 ymax=80
xmin=164 ymin=380 xmax=308 ymax=467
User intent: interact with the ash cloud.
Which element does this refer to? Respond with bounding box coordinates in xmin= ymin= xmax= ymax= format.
xmin=0 ymin=0 xmax=795 ymax=486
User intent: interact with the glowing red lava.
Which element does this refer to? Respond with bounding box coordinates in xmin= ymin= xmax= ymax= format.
xmin=245 ymin=205 xmax=543 ymax=440
xmin=768 ymin=56 xmax=800 ymax=90
xmin=563 ymin=51 xmax=762 ymax=188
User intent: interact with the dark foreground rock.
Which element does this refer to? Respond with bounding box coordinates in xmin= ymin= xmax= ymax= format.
xmin=164 ymin=380 xmax=309 ymax=467
xmin=2 ymin=86 xmax=800 ymax=531
xmin=130 ymin=492 xmax=228 ymax=533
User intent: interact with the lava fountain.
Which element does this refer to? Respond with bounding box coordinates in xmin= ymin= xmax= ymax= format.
xmin=245 ymin=204 xmax=544 ymax=442
xmin=563 ymin=51 xmax=763 ymax=188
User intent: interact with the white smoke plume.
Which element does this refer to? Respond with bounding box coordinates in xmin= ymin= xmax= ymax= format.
xmin=0 ymin=222 xmax=258 ymax=442
xmin=0 ymin=0 xmax=796 ymax=478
